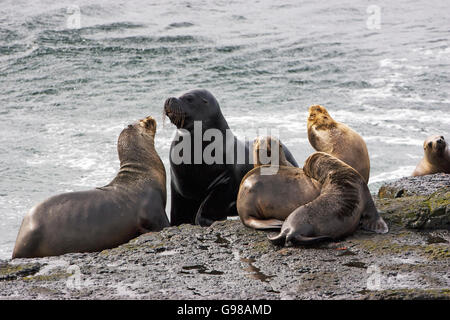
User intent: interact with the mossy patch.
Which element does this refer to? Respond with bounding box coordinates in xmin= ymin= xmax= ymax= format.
xmin=23 ymin=272 xmax=71 ymax=282
xmin=376 ymin=188 xmax=450 ymax=230
xmin=422 ymin=245 xmax=450 ymax=260
xmin=358 ymin=237 xmax=449 ymax=261
xmin=0 ymin=263 xmax=40 ymax=281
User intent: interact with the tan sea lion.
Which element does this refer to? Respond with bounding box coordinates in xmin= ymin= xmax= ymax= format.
xmin=269 ymin=152 xmax=388 ymax=246
xmin=307 ymin=105 xmax=370 ymax=183
xmin=237 ymin=136 xmax=322 ymax=229
xmin=412 ymin=135 xmax=450 ymax=176
xmin=12 ymin=116 xmax=169 ymax=258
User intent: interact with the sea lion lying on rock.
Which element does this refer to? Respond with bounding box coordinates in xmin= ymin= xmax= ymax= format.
xmin=412 ymin=135 xmax=450 ymax=176
xmin=269 ymin=152 xmax=388 ymax=247
xmin=13 ymin=116 xmax=169 ymax=258
xmin=237 ymin=136 xmax=321 ymax=229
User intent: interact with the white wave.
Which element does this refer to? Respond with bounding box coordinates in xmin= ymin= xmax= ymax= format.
xmin=369 ymin=166 xmax=416 ymax=184
xmin=332 ymin=107 xmax=450 ymax=125
xmin=364 ymin=136 xmax=424 ymax=146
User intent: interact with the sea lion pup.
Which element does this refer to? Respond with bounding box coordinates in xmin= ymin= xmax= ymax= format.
xmin=269 ymin=152 xmax=388 ymax=247
xmin=307 ymin=105 xmax=370 ymax=184
xmin=412 ymin=135 xmax=450 ymax=176
xmin=12 ymin=117 xmax=169 ymax=258
xmin=164 ymin=89 xmax=299 ymax=227
xmin=237 ymin=136 xmax=322 ymax=230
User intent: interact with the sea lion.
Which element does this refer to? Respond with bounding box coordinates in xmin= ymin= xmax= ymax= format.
xmin=412 ymin=135 xmax=450 ymax=176
xmin=12 ymin=116 xmax=169 ymax=258
xmin=237 ymin=136 xmax=322 ymax=229
xmin=164 ymin=89 xmax=299 ymax=226
xmin=307 ymin=105 xmax=370 ymax=183
xmin=269 ymin=152 xmax=388 ymax=247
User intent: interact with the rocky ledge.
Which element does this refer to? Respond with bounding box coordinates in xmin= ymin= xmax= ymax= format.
xmin=0 ymin=174 xmax=449 ymax=300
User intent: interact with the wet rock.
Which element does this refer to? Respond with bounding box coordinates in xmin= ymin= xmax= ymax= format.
xmin=376 ymin=177 xmax=450 ymax=230
xmin=378 ymin=173 xmax=450 ymax=199
xmin=0 ymin=175 xmax=448 ymax=300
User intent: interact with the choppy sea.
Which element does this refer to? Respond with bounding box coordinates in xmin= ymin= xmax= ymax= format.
xmin=0 ymin=0 xmax=449 ymax=259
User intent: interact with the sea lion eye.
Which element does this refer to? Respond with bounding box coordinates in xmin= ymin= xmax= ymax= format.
xmin=185 ymin=96 xmax=194 ymax=103
xmin=428 ymin=142 xmax=433 ymax=148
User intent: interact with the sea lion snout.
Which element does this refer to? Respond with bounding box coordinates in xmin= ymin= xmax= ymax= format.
xmin=164 ymin=97 xmax=186 ymax=128
xmin=164 ymin=97 xmax=178 ymax=114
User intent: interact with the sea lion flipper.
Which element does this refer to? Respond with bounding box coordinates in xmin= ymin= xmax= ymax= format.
xmin=195 ymin=179 xmax=235 ymax=226
xmin=267 ymin=229 xmax=289 ymax=246
xmin=287 ymin=234 xmax=332 ymax=246
xmin=285 ymin=223 xmax=331 ymax=246
xmin=360 ymin=215 xmax=389 ymax=234
xmin=360 ymin=196 xmax=389 ymax=234
xmin=268 ymin=228 xmax=331 ymax=247
xmin=245 ymin=218 xmax=283 ymax=230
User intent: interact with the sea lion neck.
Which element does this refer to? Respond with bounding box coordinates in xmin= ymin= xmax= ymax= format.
xmin=182 ymin=111 xmax=231 ymax=133
xmin=109 ymin=136 xmax=166 ymax=190
xmin=205 ymin=111 xmax=230 ymax=132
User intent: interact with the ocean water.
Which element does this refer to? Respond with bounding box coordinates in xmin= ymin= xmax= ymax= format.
xmin=0 ymin=0 xmax=449 ymax=259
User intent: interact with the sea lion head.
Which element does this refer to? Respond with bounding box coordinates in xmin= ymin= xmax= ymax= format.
xmin=117 ymin=116 xmax=157 ymax=163
xmin=307 ymin=105 xmax=335 ymax=130
xmin=164 ymin=89 xmax=222 ymax=130
xmin=424 ymin=135 xmax=447 ymax=156
xmin=253 ymin=136 xmax=289 ymax=167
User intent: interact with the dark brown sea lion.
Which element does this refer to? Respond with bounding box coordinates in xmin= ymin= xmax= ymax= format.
xmin=164 ymin=89 xmax=299 ymax=227
xmin=237 ymin=136 xmax=321 ymax=229
xmin=12 ymin=116 xmax=169 ymax=258
xmin=412 ymin=135 xmax=450 ymax=176
xmin=307 ymin=105 xmax=371 ymax=183
xmin=269 ymin=152 xmax=388 ymax=246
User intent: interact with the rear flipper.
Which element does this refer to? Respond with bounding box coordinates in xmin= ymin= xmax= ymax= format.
xmin=245 ymin=217 xmax=283 ymax=230
xmin=360 ymin=214 xmax=389 ymax=234
xmin=359 ymin=187 xmax=389 ymax=234
xmin=268 ymin=224 xmax=332 ymax=247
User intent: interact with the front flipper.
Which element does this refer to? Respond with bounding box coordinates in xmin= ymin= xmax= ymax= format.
xmin=195 ymin=174 xmax=235 ymax=226
xmin=170 ymin=180 xmax=201 ymax=226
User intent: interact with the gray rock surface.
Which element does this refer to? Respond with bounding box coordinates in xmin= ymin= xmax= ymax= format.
xmin=378 ymin=173 xmax=450 ymax=199
xmin=1 ymin=174 xmax=449 ymax=300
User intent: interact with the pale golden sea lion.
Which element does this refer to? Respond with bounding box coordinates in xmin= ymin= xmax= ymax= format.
xmin=13 ymin=117 xmax=169 ymax=258
xmin=307 ymin=105 xmax=370 ymax=183
xmin=237 ymin=136 xmax=322 ymax=229
xmin=412 ymin=135 xmax=450 ymax=176
xmin=268 ymin=152 xmax=388 ymax=246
